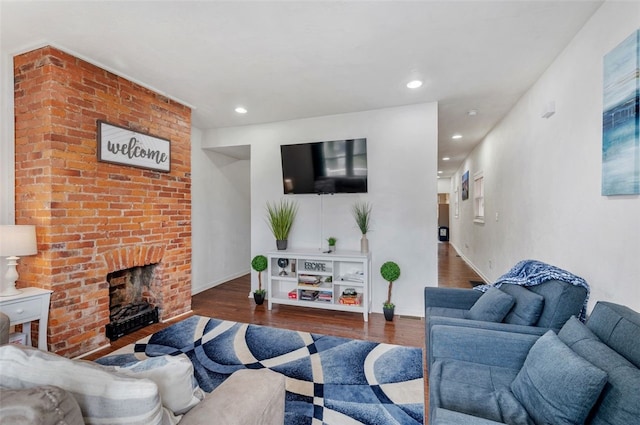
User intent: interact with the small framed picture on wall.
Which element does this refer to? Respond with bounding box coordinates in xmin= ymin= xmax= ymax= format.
xmin=461 ymin=170 xmax=469 ymax=200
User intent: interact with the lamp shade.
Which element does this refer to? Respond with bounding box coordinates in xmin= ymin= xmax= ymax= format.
xmin=0 ymin=225 xmax=37 ymax=257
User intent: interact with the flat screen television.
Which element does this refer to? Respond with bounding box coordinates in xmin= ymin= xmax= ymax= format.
xmin=280 ymin=138 xmax=368 ymax=194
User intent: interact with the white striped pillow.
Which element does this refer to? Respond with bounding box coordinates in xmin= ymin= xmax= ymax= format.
xmin=0 ymin=345 xmax=179 ymax=425
xmin=112 ymin=354 xmax=204 ymax=415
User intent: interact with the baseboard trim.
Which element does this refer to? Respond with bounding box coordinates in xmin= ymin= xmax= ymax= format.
xmin=192 ymin=270 xmax=250 ymax=295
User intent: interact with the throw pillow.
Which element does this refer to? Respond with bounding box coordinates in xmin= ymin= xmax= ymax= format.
xmin=499 ymin=284 xmax=545 ymax=326
xmin=558 ymin=315 xmax=599 ymax=347
xmin=558 ymin=316 xmax=640 ymax=425
xmin=511 ymin=331 xmax=608 ymax=425
xmin=0 ymin=385 xmax=84 ymax=425
xmin=465 ymin=287 xmax=515 ymax=322
xmin=0 ymin=344 xmax=178 ymax=425
xmin=113 ymin=354 xmax=205 ymax=415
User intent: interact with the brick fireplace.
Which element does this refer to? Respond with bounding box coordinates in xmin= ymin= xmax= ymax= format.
xmin=13 ymin=46 xmax=192 ymax=357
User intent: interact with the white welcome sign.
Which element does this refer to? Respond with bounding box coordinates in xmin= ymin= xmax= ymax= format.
xmin=97 ymin=121 xmax=171 ymax=172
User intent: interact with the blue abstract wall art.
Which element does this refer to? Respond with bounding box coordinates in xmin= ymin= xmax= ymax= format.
xmin=602 ymin=29 xmax=640 ymax=196
xmin=461 ymin=170 xmax=469 ymax=200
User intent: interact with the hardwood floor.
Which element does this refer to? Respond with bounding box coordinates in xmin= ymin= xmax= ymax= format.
xmin=438 ymin=241 xmax=485 ymax=288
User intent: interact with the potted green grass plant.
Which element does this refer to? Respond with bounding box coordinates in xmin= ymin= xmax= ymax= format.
xmin=251 ymin=255 xmax=268 ymax=305
xmin=266 ymin=199 xmax=298 ymax=250
xmin=352 ymin=201 xmax=372 ymax=253
xmin=380 ymin=261 xmax=401 ymax=321
xmin=327 ymin=236 xmax=337 ymax=253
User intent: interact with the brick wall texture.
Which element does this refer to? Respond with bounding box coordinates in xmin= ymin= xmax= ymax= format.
xmin=13 ymin=46 xmax=192 ymax=357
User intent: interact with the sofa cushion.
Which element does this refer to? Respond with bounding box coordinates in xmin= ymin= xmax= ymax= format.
xmin=559 ymin=316 xmax=634 ymax=371
xmin=498 ymin=284 xmax=544 ymax=326
xmin=559 ymin=316 xmax=640 ymax=425
xmin=112 ymin=354 xmax=205 ymax=415
xmin=511 ymin=331 xmax=607 ymax=425
xmin=558 ymin=315 xmax=600 ymax=345
xmin=181 ymin=369 xmax=286 ymax=425
xmin=465 ymin=287 xmax=515 ymax=323
xmin=0 ymin=344 xmax=178 ymax=425
xmin=432 ymin=408 xmax=507 ymax=425
xmin=527 ymin=280 xmax=587 ymax=329
xmin=426 ymin=307 xmax=468 ymax=320
xmin=430 ymin=359 xmax=519 ymax=422
xmin=494 ymin=389 xmax=534 ymax=425
xmin=586 ymin=301 xmax=640 ymax=368
xmin=588 ymin=366 xmax=640 ymax=425
xmin=0 ymin=385 xmax=84 ymax=425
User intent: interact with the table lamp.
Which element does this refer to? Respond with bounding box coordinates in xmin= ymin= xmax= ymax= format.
xmin=0 ymin=225 xmax=37 ymax=296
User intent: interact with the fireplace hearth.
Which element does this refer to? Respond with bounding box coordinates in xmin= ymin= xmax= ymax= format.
xmin=107 ymin=264 xmax=160 ymax=340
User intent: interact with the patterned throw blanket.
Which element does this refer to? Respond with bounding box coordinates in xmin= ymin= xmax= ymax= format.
xmin=476 ymin=259 xmax=590 ymax=322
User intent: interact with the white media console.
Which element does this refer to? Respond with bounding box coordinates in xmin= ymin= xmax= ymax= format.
xmin=267 ymin=249 xmax=372 ymax=321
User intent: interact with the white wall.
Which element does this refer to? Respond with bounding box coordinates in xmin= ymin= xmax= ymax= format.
xmin=202 ymin=103 xmax=438 ymax=316
xmin=191 ymin=127 xmax=251 ymax=294
xmin=450 ymin=1 xmax=640 ymax=313
xmin=437 ymin=177 xmax=451 ymax=194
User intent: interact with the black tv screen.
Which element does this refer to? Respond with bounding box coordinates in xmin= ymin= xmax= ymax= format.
xmin=281 ymin=138 xmax=368 ymax=194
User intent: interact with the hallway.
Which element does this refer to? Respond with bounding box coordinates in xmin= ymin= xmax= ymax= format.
xmin=438 ymin=242 xmax=484 ymax=288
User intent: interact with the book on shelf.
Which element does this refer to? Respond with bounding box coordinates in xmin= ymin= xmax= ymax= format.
xmin=338 ymin=293 xmax=362 ymax=306
xmin=317 ymin=292 xmax=332 ymax=303
xmin=298 ymin=274 xmax=322 ymax=284
xmin=300 ymin=290 xmax=319 ymax=301
xmin=337 ymin=272 xmax=365 ymax=283
xmin=298 ymin=282 xmax=322 ymax=288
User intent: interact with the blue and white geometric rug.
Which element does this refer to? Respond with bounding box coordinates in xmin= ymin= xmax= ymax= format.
xmin=97 ymin=315 xmax=424 ymax=425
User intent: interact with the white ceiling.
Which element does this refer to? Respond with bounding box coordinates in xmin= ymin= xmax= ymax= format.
xmin=1 ymin=1 xmax=602 ymax=177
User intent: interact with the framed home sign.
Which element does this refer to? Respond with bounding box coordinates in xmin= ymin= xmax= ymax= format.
xmin=97 ymin=120 xmax=171 ymax=172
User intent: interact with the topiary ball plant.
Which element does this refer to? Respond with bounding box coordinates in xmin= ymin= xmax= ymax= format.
xmin=380 ymin=261 xmax=401 ymax=308
xmin=251 ymin=255 xmax=268 ymax=294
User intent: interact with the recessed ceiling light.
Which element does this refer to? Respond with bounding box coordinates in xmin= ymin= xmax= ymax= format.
xmin=442 ymin=157 xmax=450 ymax=161
xmin=235 ymin=107 xmax=247 ymax=114
xmin=452 ymin=134 xmax=462 ymax=140
xmin=468 ymin=109 xmax=478 ymax=116
xmin=438 ymin=170 xmax=443 ymax=174
xmin=406 ymin=80 xmax=423 ymax=89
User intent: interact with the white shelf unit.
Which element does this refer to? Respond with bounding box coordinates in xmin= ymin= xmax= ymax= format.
xmin=267 ymin=249 xmax=371 ymax=321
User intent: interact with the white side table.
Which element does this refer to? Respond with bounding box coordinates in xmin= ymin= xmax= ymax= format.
xmin=0 ymin=287 xmax=52 ymax=351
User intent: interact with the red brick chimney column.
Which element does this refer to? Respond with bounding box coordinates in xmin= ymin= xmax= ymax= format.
xmin=13 ymin=46 xmax=192 ymax=357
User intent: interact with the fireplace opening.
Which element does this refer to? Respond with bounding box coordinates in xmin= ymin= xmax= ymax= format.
xmin=106 ymin=264 xmax=159 ymax=341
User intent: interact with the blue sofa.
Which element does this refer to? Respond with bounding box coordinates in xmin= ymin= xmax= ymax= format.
xmin=428 ymin=301 xmax=640 ymax=424
xmin=424 ymin=279 xmax=588 ymax=371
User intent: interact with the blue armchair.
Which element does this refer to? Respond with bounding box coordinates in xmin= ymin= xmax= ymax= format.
xmin=424 ymin=279 xmax=588 ymax=371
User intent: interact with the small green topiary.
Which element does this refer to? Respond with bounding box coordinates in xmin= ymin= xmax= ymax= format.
xmin=251 ymin=255 xmax=268 ymax=293
xmin=380 ymin=261 xmax=401 ymax=308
